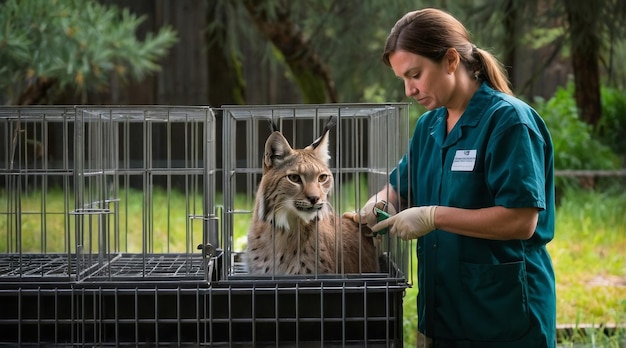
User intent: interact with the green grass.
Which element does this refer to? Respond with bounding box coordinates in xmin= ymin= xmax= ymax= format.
xmin=0 ymin=187 xmax=207 ymax=254
xmin=551 ymin=187 xmax=626 ymax=325
xmin=1 ymin=186 xmax=625 ymax=345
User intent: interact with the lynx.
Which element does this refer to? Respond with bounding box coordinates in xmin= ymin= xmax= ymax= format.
xmin=246 ymin=118 xmax=380 ymax=275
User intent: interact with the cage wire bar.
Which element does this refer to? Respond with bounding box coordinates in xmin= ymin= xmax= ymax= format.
xmin=0 ymin=103 xmax=412 ymax=346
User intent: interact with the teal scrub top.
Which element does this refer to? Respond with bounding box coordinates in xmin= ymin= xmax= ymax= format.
xmin=390 ymin=83 xmax=556 ymax=347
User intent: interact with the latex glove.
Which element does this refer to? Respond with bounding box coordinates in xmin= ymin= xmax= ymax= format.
xmin=343 ymin=200 xmax=396 ymax=229
xmin=372 ymin=206 xmax=438 ymax=240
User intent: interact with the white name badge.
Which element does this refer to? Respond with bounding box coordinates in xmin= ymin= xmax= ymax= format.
xmin=451 ymin=149 xmax=477 ymax=171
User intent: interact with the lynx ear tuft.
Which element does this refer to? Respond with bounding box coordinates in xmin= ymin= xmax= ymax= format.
xmin=310 ymin=116 xmax=336 ymax=150
xmin=268 ymin=119 xmax=279 ymax=133
xmin=309 ymin=116 xmax=336 ymax=164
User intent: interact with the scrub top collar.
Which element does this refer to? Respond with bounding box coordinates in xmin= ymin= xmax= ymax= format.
xmin=429 ymin=82 xmax=494 ymax=148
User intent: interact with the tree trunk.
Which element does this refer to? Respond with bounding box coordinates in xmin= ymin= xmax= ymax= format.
xmin=570 ymin=49 xmax=601 ymax=126
xmin=206 ymin=1 xmax=246 ymax=106
xmin=243 ymin=0 xmax=338 ymax=103
xmin=16 ymin=77 xmax=57 ymax=105
xmin=502 ymin=0 xmax=518 ymax=88
xmin=564 ymin=1 xmax=602 ymax=127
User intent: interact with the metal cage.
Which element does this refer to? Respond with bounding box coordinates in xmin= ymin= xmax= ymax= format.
xmin=0 ymin=104 xmax=412 ymax=347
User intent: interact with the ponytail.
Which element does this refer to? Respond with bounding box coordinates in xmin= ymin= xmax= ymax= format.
xmin=473 ymin=47 xmax=512 ymax=95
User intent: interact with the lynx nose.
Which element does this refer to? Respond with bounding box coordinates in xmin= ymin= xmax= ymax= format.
xmin=307 ymin=196 xmax=319 ymax=205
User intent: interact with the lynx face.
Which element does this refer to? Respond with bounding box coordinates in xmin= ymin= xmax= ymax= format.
xmin=255 ymin=132 xmax=334 ymax=230
xmin=246 ymin=118 xmax=380 ymax=275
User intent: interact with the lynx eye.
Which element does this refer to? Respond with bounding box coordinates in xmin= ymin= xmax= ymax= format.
xmin=287 ymin=174 xmax=301 ymax=183
xmin=318 ymin=174 xmax=329 ymax=183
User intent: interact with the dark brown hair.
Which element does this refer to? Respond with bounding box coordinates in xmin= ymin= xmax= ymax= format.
xmin=383 ymin=8 xmax=512 ymax=95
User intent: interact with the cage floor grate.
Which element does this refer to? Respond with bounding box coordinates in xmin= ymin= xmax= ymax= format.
xmin=0 ymin=253 xmax=206 ymax=281
xmin=87 ymin=253 xmax=205 ymax=280
xmin=0 ymin=253 xmax=77 ymax=279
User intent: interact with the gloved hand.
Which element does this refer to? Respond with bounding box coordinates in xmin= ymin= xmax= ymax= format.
xmin=372 ymin=206 xmax=438 ymax=240
xmin=343 ymin=199 xmax=397 ymax=229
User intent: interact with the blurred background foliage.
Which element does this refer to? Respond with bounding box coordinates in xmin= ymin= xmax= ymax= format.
xmin=0 ymin=0 xmax=177 ymax=105
xmin=1 ymin=0 xmax=625 ymax=174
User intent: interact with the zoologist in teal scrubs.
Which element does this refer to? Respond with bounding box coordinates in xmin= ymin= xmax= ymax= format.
xmin=349 ymin=8 xmax=556 ymax=348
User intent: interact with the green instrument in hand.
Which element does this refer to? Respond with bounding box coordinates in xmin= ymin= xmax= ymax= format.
xmin=373 ymin=208 xmax=390 ymax=237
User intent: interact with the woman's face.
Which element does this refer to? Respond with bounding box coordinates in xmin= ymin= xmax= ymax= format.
xmin=389 ymin=49 xmax=455 ymax=110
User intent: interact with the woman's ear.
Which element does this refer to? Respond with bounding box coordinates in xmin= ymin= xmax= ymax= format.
xmin=445 ymin=48 xmax=460 ymax=74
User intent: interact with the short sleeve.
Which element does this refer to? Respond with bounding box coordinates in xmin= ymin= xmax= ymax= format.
xmin=486 ymin=123 xmax=546 ymax=210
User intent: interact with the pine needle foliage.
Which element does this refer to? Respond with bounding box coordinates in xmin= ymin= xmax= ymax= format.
xmin=0 ymin=0 xmax=177 ymax=104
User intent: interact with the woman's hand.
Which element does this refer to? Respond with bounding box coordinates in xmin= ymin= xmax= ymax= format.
xmin=372 ymin=206 xmax=438 ymax=240
xmin=343 ymin=200 xmax=397 ymax=229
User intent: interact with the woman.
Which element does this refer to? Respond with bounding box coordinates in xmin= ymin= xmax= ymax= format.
xmin=351 ymin=8 xmax=556 ymax=347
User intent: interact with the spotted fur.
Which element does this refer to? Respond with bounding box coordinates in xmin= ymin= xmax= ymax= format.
xmin=246 ymin=119 xmax=380 ymax=275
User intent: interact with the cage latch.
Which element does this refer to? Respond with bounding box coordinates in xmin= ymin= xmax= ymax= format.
xmin=197 ymin=243 xmax=216 ymax=258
